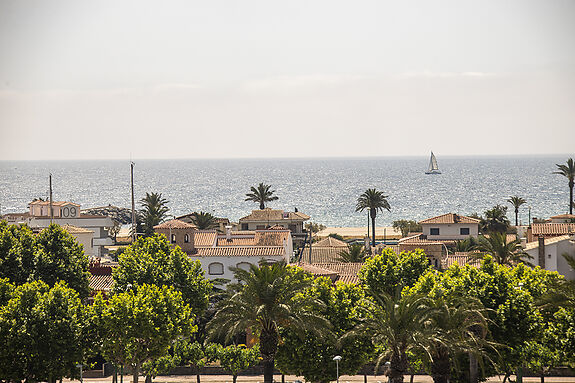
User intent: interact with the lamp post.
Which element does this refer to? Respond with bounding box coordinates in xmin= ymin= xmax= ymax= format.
xmin=333 ymin=355 xmax=342 ymax=383
xmin=76 ymin=364 xmax=83 ymax=383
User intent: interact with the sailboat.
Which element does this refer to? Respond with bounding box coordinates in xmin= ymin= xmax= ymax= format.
xmin=425 ymin=151 xmax=441 ymax=174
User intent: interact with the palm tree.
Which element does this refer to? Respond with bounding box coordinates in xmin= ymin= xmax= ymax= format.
xmin=348 ymin=290 xmax=435 ymax=383
xmin=207 ymin=262 xmax=328 ymax=383
xmin=356 ymin=189 xmax=391 ymax=247
xmin=507 ymin=196 xmax=527 ymax=226
xmin=481 ymin=205 xmax=510 ymax=234
xmin=337 ymin=243 xmax=367 ymax=263
xmin=553 ymin=158 xmax=575 ymax=215
xmin=139 ymin=192 xmax=169 ymax=236
xmin=191 ymin=211 xmax=218 ymax=230
xmin=454 ymin=237 xmax=479 ymax=253
xmin=471 ymin=233 xmax=532 ymax=266
xmin=539 ymin=253 xmax=575 ymax=310
xmin=245 ymin=183 xmax=279 ymax=210
xmin=427 ymin=295 xmax=489 ymax=383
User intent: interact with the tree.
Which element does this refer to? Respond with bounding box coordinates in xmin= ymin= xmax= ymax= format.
xmin=392 ymin=220 xmax=422 ymax=238
xmin=356 ymin=188 xmax=391 ymax=247
xmin=245 ymin=183 xmax=279 ymax=210
xmin=109 ymin=219 xmax=121 ymax=242
xmin=337 ymin=243 xmax=367 ymax=263
xmin=139 ymin=192 xmax=170 ymax=236
xmin=207 ymin=262 xmax=329 ymax=383
xmin=0 ymin=221 xmax=35 ymax=284
xmin=113 ymin=234 xmax=212 ymax=313
xmin=276 ymin=278 xmax=375 ymax=383
xmin=359 ymin=248 xmax=432 ymax=296
xmin=191 ymin=211 xmax=219 ymax=230
xmin=481 ymin=205 xmax=510 ymax=234
xmin=216 ymin=344 xmax=261 ymax=383
xmin=305 ymin=221 xmax=326 ymax=234
xmin=92 ymin=284 xmax=194 ymax=383
xmin=349 ymin=290 xmax=436 ymax=383
xmin=471 ymin=233 xmax=532 ymax=266
xmin=0 ymin=280 xmax=89 ymax=383
xmin=454 ymin=237 xmax=478 ymax=253
xmin=507 ymin=196 xmax=527 ymax=226
xmin=32 ymin=224 xmax=91 ymax=298
xmin=553 ymin=158 xmax=575 ymax=214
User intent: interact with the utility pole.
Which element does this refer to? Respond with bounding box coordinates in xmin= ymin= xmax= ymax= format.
xmin=49 ymin=173 xmax=53 ymax=224
xmin=308 ymin=228 xmax=313 ymax=263
xmin=130 ymin=162 xmax=136 ymax=242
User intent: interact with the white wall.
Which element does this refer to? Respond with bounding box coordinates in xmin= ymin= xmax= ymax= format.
xmin=525 ymin=237 xmax=575 ymax=280
xmin=189 ymin=255 xmax=288 ymax=283
xmin=422 ymin=223 xmax=479 ymax=240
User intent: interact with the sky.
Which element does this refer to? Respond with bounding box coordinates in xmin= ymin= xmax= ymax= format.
xmin=0 ymin=0 xmax=574 ymax=160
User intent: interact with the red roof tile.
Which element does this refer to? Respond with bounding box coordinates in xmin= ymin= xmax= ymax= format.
xmin=419 ymin=213 xmax=480 ymax=224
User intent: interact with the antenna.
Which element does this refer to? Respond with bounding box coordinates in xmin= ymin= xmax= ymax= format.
xmin=49 ymin=173 xmax=53 ymax=224
xmin=131 ymin=162 xmax=136 ymax=242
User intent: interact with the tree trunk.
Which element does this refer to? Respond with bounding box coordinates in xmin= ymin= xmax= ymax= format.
xmin=233 ymin=375 xmax=237 ymax=383
xmin=570 ymin=182 xmax=573 ymax=215
xmin=145 ymin=375 xmax=152 ymax=383
xmin=133 ymin=363 xmax=140 ymax=383
xmin=541 ymin=376 xmax=545 ymax=383
xmin=263 ymin=360 xmax=274 ymax=383
xmin=260 ymin=201 xmax=265 ymax=210
xmin=431 ymin=348 xmax=451 ymax=383
xmin=196 ymin=374 xmax=201 ymax=383
xmin=410 ymin=374 xmax=414 ymax=383
xmin=371 ymin=211 xmax=376 ymax=247
xmin=515 ymin=209 xmax=519 ymax=226
xmin=469 ymin=353 xmax=478 ymax=383
xmin=260 ymin=329 xmax=278 ymax=383
xmin=389 ymin=353 xmax=407 ymax=383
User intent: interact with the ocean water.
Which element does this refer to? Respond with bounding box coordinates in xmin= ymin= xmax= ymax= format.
xmin=0 ymin=156 xmax=571 ymax=227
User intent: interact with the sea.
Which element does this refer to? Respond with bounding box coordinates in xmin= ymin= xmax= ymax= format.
xmin=0 ymin=155 xmax=571 ymax=227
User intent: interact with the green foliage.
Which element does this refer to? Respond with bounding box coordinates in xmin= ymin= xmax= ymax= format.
xmin=480 ymin=204 xmax=510 ymax=234
xmin=337 ymin=243 xmax=367 ymax=263
xmin=276 ymin=278 xmax=374 ymax=383
xmin=139 ymin=192 xmax=170 ymax=236
xmin=359 ymin=248 xmax=432 ymax=296
xmin=356 ymin=188 xmax=391 ymax=246
xmin=454 ymin=236 xmax=478 ymax=253
xmin=553 ymin=158 xmax=575 ymax=214
xmin=92 ymin=284 xmax=195 ymax=383
xmin=392 ymin=219 xmax=422 ymax=237
xmin=471 ymin=232 xmax=532 ymax=266
xmin=0 ymin=280 xmax=89 ymax=383
xmin=327 ymin=233 xmax=345 ymax=241
xmin=245 ymin=183 xmax=279 ymax=210
xmin=191 ymin=211 xmax=219 ymax=230
xmin=215 ymin=344 xmax=261 ymax=382
xmin=113 ymin=234 xmax=212 ymax=313
xmin=507 ymin=196 xmax=526 ymax=226
xmin=0 ymin=221 xmax=35 ymax=284
xmin=208 ymin=262 xmax=329 ymax=383
xmin=305 ymin=221 xmax=326 ymax=234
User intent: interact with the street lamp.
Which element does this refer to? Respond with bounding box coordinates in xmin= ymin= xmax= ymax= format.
xmin=333 ymin=355 xmax=342 ymax=383
xmin=76 ymin=364 xmax=83 ymax=383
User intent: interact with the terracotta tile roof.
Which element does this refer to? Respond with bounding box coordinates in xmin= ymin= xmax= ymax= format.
xmin=154 ymin=219 xmax=197 ymax=230
xmin=314 ymin=237 xmax=348 ymax=247
xmin=193 ymin=231 xmax=218 ymax=247
xmin=315 ymin=263 xmax=364 ymax=284
xmin=443 ymin=253 xmax=481 ymax=269
xmin=297 ymin=263 xmax=339 ymax=278
xmin=531 ymin=223 xmax=575 ymax=235
xmin=550 ymin=214 xmax=575 ymax=219
xmin=303 ymin=247 xmax=345 ymax=263
xmin=193 ymin=246 xmax=286 ymax=257
xmin=239 ymin=209 xmax=310 ymax=222
xmin=217 ymin=237 xmax=257 ymax=246
xmin=419 ymin=213 xmax=480 ymax=225
xmin=62 ymin=224 xmax=94 ymax=234
xmin=89 ymin=274 xmax=114 ymax=292
xmin=254 ymin=230 xmax=290 ymax=246
xmin=399 ymin=234 xmax=445 ymax=246
xmin=524 ymin=235 xmax=572 ymax=250
xmin=29 ymin=200 xmax=81 ymax=207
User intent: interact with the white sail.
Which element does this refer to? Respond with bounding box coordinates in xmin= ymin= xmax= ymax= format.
xmin=426 ymin=151 xmax=441 ymax=174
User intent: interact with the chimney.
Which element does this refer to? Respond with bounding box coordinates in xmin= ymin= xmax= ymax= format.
xmin=538 ymin=236 xmax=545 ymax=269
xmin=520 ymin=237 xmax=527 ymax=248
xmin=226 ymin=225 xmax=232 ymax=241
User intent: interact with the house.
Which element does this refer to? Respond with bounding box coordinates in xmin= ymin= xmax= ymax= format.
xmin=154 ymin=219 xmax=293 ymax=282
xmin=398 ymin=234 xmax=449 ymax=269
xmin=62 ymin=224 xmax=95 ymax=257
xmin=550 ymin=214 xmax=575 ymax=224
xmin=238 ymin=209 xmax=310 ymax=240
xmin=524 ymin=234 xmax=575 ymax=280
xmin=527 ymin=223 xmax=575 ymax=242
xmin=300 ymin=236 xmax=348 ymax=263
xmin=22 ymin=200 xmax=114 ymax=257
xmin=297 ymin=262 xmax=363 ymax=284
xmin=419 ymin=213 xmax=480 ymax=241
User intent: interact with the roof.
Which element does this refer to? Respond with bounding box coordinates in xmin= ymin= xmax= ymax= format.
xmin=314 ymin=237 xmax=348 ymax=247
xmin=193 ymin=231 xmax=218 ymax=247
xmin=29 ymin=200 xmax=80 ymax=207
xmin=299 ymin=262 xmax=364 ymax=284
xmin=444 ymin=253 xmax=481 ymax=269
xmin=89 ymin=274 xmax=114 ymax=292
xmin=399 ymin=234 xmax=445 ymax=246
xmin=193 ymin=246 xmax=286 ymax=257
xmin=62 ymin=224 xmax=94 ymax=234
xmin=154 ymin=219 xmax=197 ymax=230
xmin=531 ymin=223 xmax=575 ymax=236
xmin=525 ymin=234 xmax=572 ymax=250
xmin=419 ymin=213 xmax=480 ymax=225
xmin=239 ymin=209 xmax=310 ymax=223
xmin=254 ymin=230 xmax=290 ymax=246
xmin=302 ymin=247 xmax=344 ymax=263
xmin=550 ymin=214 xmax=575 ymax=219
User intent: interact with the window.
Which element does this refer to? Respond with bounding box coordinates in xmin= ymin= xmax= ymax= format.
xmin=184 ymin=234 xmax=190 ymax=243
xmin=236 ymin=262 xmax=251 ymax=271
xmin=460 ymin=227 xmax=470 ymax=235
xmin=241 ymin=223 xmax=249 ymax=230
xmin=171 ymin=234 xmax=176 ymax=243
xmin=430 ymin=228 xmax=440 ymax=235
xmin=208 ymin=262 xmax=224 ymax=275
xmin=256 ymin=225 xmax=266 ymax=230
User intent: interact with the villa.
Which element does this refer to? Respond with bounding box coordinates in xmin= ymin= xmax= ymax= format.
xmin=238 ymin=208 xmax=310 ymax=243
xmin=524 ymin=234 xmax=575 ymax=280
xmin=419 ymin=213 xmax=480 ymax=241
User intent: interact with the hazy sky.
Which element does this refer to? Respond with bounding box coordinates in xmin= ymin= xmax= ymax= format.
xmin=0 ymin=0 xmax=574 ymax=160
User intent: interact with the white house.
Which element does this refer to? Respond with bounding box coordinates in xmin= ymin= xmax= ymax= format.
xmin=62 ymin=224 xmax=95 ymax=257
xmin=525 ymin=234 xmax=575 ymax=280
xmin=239 ymin=209 xmax=310 ymax=239
xmin=419 ymin=213 xmax=480 ymax=241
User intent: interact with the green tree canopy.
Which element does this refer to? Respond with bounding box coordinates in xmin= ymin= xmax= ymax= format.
xmin=0 ymin=221 xmax=35 ymax=284
xmin=245 ymin=183 xmax=279 ymax=210
xmin=0 ymin=280 xmax=89 ymax=383
xmin=191 ymin=211 xmax=219 ymax=230
xmin=392 ymin=219 xmax=422 ymax=237
xmin=92 ymin=284 xmax=195 ymax=383
xmin=113 ymin=234 xmax=212 ymax=314
xmin=139 ymin=192 xmax=170 ymax=236
xmin=359 ymin=248 xmax=432 ymax=296
xmin=276 ymin=278 xmax=375 ymax=383
xmin=480 ymin=205 xmax=510 ymax=234
xmin=215 ymin=344 xmax=261 ymax=383
xmin=208 ymin=262 xmax=329 ymax=383
xmin=337 ymin=243 xmax=368 ymax=263
xmin=506 ymin=196 xmax=526 ymax=226
xmin=471 ymin=232 xmax=532 ymax=266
